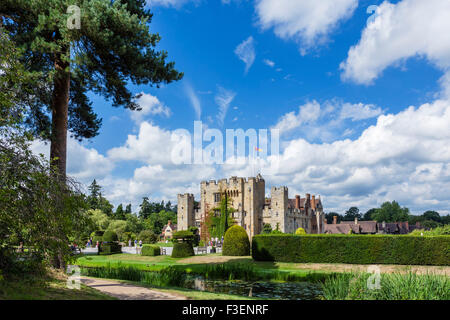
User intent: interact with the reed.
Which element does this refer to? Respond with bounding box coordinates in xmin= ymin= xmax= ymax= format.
xmin=80 ymin=263 xmax=186 ymax=287
xmin=322 ymin=271 xmax=449 ymax=300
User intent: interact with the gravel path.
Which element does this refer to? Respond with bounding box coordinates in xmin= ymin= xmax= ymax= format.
xmin=80 ymin=277 xmax=187 ymax=300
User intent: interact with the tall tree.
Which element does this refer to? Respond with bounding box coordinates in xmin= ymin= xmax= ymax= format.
xmin=342 ymin=207 xmax=361 ymax=221
xmin=362 ymin=208 xmax=379 ymax=221
xmin=115 ymin=203 xmax=125 ymax=220
xmin=373 ymin=201 xmax=410 ymax=222
xmin=1 ymin=0 xmax=183 ymax=178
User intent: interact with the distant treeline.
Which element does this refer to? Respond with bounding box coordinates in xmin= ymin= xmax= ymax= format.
xmin=325 ymin=201 xmax=449 ymax=229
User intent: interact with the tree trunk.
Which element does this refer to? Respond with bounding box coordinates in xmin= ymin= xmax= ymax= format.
xmin=50 ymin=52 xmax=70 ymax=180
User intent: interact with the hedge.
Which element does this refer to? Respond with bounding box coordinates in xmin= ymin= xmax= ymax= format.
xmin=99 ymin=243 xmax=122 ymax=255
xmin=141 ymin=244 xmax=161 ymax=256
xmin=172 ymin=241 xmax=194 ymax=258
xmin=223 ymin=225 xmax=250 ymax=256
xmin=91 ymin=230 xmax=104 ymax=243
xmin=252 ymin=234 xmax=450 ymax=266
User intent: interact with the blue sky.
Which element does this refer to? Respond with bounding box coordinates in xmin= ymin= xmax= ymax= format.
xmin=33 ymin=0 xmax=450 ymax=214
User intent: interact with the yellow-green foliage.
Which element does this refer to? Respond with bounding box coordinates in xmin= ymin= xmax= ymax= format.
xmin=141 ymin=244 xmax=160 ymax=256
xmin=223 ymin=225 xmax=250 ymax=256
xmin=409 ymin=225 xmax=450 ymax=236
xmin=295 ymin=228 xmax=306 ymax=235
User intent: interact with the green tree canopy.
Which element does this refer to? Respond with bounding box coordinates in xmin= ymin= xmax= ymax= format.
xmin=342 ymin=207 xmax=361 ymax=221
xmin=373 ymin=201 xmax=410 ymax=222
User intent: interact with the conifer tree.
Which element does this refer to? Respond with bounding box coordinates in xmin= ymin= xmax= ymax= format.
xmin=0 ymin=0 xmax=183 ymax=178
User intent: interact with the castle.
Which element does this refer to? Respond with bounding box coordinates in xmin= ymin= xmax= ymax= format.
xmin=177 ymin=174 xmax=325 ymax=239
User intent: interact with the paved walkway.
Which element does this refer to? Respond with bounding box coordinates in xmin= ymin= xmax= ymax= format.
xmin=80 ymin=277 xmax=187 ymax=300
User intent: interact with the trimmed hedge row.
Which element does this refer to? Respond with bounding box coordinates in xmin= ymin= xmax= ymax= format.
xmin=252 ymin=234 xmax=450 ymax=266
xmin=141 ymin=244 xmax=161 ymax=256
xmin=99 ymin=243 xmax=122 ymax=255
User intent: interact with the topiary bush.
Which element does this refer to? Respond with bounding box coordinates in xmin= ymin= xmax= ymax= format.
xmin=138 ymin=230 xmax=158 ymax=244
xmin=102 ymin=230 xmax=119 ymax=243
xmin=173 ymin=230 xmax=195 ymax=241
xmin=252 ymin=234 xmax=450 ymax=266
xmin=141 ymin=244 xmax=161 ymax=256
xmin=99 ymin=243 xmax=122 ymax=255
xmin=172 ymin=241 xmax=195 ymax=258
xmin=222 ymin=225 xmax=250 ymax=256
xmin=91 ymin=230 xmax=104 ymax=243
xmin=295 ymin=228 xmax=306 ymax=235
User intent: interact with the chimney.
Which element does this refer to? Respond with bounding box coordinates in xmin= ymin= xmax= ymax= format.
xmin=306 ymin=193 xmax=311 ymax=206
xmin=295 ymin=195 xmax=300 ymax=209
xmin=312 ymin=195 xmax=316 ymax=210
xmin=354 ymin=217 xmax=358 ymax=225
xmin=333 ymin=215 xmax=337 ymax=224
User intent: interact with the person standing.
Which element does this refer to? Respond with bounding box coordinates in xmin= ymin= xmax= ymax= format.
xmin=139 ymin=240 xmax=142 ymax=247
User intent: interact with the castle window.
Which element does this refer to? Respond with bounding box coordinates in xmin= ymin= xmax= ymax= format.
xmin=214 ymin=193 xmax=221 ymax=202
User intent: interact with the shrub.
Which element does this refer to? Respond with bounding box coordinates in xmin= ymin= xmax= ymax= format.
xmin=295 ymin=228 xmax=306 ymax=235
xmin=222 ymin=225 xmax=250 ymax=256
xmin=99 ymin=243 xmax=122 ymax=255
xmin=91 ymin=230 xmax=104 ymax=243
xmin=252 ymin=234 xmax=450 ymax=266
xmin=188 ymin=227 xmax=200 ymax=247
xmin=138 ymin=230 xmax=158 ymax=244
xmin=102 ymin=230 xmax=118 ymax=243
xmin=172 ymin=241 xmax=194 ymax=258
xmin=141 ymin=244 xmax=161 ymax=256
xmin=173 ymin=230 xmax=194 ymax=241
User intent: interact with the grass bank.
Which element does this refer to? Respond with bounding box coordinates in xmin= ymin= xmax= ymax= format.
xmin=76 ymin=254 xmax=333 ymax=282
xmin=0 ymin=270 xmax=116 ymax=300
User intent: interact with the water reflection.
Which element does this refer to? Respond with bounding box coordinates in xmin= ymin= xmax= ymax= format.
xmin=186 ymin=277 xmax=323 ymax=300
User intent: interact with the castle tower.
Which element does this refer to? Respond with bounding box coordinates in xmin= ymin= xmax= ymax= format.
xmin=243 ymin=175 xmax=265 ymax=239
xmin=177 ymin=193 xmax=194 ymax=231
xmin=270 ymin=186 xmax=288 ymax=232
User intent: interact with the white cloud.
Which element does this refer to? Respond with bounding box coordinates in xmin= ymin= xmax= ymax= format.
xmin=270 ymin=98 xmax=450 ymax=213
xmin=339 ymin=102 xmax=383 ymax=121
xmin=235 ymin=36 xmax=256 ymax=74
xmin=185 ymin=83 xmax=202 ymax=119
xmin=340 ymin=0 xmax=450 ymax=86
xmin=107 ymin=122 xmax=176 ymax=165
xmin=130 ymin=92 xmax=171 ymax=124
xmin=31 ymin=138 xmax=114 ymax=184
xmin=273 ymin=100 xmax=321 ymax=135
xmin=263 ymin=59 xmax=275 ymax=67
xmin=255 ymin=0 xmax=358 ymax=51
xmin=215 ymin=86 xmax=236 ymax=126
xmin=273 ymin=100 xmax=382 ymax=138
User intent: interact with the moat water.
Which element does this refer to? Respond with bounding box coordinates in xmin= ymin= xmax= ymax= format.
xmin=184 ymin=278 xmax=323 ymax=300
